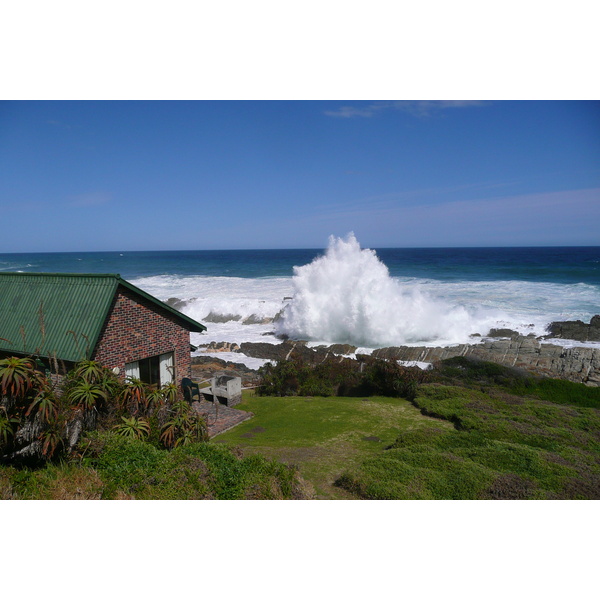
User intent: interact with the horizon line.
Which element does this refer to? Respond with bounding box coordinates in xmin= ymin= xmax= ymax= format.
xmin=1 ymin=244 xmax=600 ymax=255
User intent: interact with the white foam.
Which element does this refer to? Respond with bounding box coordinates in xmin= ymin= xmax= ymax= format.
xmin=127 ymin=239 xmax=600 ymax=350
xmin=0 ymin=263 xmax=37 ymax=272
xmin=541 ymin=338 xmax=600 ymax=349
xmin=397 ymin=360 xmax=433 ymax=370
xmin=275 ymin=233 xmax=509 ymax=347
xmin=131 ymin=275 xmax=291 ymax=324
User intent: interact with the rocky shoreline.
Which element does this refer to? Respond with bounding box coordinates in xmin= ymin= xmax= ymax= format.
xmin=193 ymin=315 xmax=600 ymax=387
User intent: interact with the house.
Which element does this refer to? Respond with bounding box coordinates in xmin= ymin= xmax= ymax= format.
xmin=0 ymin=272 xmax=206 ymax=386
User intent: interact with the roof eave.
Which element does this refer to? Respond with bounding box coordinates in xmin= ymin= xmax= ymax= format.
xmin=116 ymin=277 xmax=207 ymax=333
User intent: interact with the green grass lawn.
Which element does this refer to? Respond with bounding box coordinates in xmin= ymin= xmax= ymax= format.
xmin=214 ymin=391 xmax=453 ymax=498
xmin=216 ymin=379 xmax=600 ymax=500
xmin=4 ymin=357 xmax=597 ymax=500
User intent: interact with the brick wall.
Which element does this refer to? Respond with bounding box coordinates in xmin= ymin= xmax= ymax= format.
xmin=92 ymin=286 xmax=191 ymax=382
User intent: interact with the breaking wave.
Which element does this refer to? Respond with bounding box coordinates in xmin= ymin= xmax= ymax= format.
xmin=275 ymin=233 xmax=504 ymax=347
xmin=128 ymin=238 xmax=600 ymax=349
xmin=129 ymin=275 xmax=293 ymax=346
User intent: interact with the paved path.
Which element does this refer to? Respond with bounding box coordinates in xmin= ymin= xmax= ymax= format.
xmin=192 ymin=397 xmax=253 ymax=438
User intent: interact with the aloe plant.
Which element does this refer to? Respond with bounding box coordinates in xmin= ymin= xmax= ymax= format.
xmin=160 ymin=400 xmax=207 ymax=449
xmin=0 ymin=356 xmax=40 ymax=398
xmin=119 ymin=378 xmax=148 ymax=414
xmin=26 ymin=388 xmax=59 ymax=423
xmin=72 ymin=360 xmax=106 ymax=384
xmin=113 ymin=416 xmax=151 ymax=440
xmin=68 ymin=381 xmax=107 ymax=410
xmin=0 ymin=407 xmax=20 ymax=447
xmin=39 ymin=425 xmax=63 ymax=458
xmin=146 ymin=386 xmax=166 ymax=410
xmin=161 ymin=382 xmax=179 ymax=404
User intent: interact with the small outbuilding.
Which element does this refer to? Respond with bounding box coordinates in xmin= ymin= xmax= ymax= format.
xmin=0 ymin=272 xmax=206 ymax=386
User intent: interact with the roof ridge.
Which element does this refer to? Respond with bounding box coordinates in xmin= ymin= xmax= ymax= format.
xmin=0 ymin=272 xmax=121 ymax=278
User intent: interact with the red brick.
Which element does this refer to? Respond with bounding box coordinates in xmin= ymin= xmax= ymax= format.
xmin=92 ymin=286 xmax=192 ymax=383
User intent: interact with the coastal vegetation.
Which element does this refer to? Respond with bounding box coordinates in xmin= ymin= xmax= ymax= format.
xmin=0 ymin=356 xmax=305 ymax=499
xmin=335 ymin=382 xmax=600 ymax=499
xmin=256 ymin=354 xmax=426 ymax=400
xmin=217 ymin=356 xmax=600 ymax=499
xmin=1 ymin=433 xmax=306 ymax=499
xmin=2 ymin=353 xmax=599 ymax=500
xmin=0 ymin=356 xmax=208 ymax=463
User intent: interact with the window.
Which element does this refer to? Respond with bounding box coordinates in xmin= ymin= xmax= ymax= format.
xmin=125 ymin=352 xmax=174 ymax=386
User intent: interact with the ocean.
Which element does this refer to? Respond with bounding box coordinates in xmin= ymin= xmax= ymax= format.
xmin=2 ymin=235 xmax=600 ymax=367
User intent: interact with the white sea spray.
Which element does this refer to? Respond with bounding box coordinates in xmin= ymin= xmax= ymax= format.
xmin=274 ymin=233 xmax=502 ymax=347
xmin=128 ymin=237 xmax=600 ymax=350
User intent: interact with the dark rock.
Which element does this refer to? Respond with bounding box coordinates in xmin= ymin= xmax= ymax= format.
xmin=488 ymin=328 xmax=520 ymax=338
xmin=546 ymin=315 xmax=600 ymax=342
xmin=371 ymin=336 xmax=600 ymax=386
xmin=324 ymin=344 xmax=358 ymax=355
xmin=197 ymin=341 xmax=240 ymax=353
xmin=165 ymin=297 xmax=189 ymax=311
xmin=239 ymin=341 xmax=359 ymax=367
xmin=238 ymin=342 xmax=287 ymax=361
xmin=242 ymin=314 xmax=273 ymax=325
xmin=202 ymin=311 xmax=241 ymax=323
xmin=240 ymin=341 xmax=310 ymax=362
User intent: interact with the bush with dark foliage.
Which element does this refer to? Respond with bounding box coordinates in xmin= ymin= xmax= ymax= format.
xmin=256 ymin=355 xmax=426 ymax=400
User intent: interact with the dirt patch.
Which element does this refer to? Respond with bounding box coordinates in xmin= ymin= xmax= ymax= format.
xmin=240 ymin=425 xmax=266 ymax=438
xmin=362 ymin=436 xmax=382 ymax=442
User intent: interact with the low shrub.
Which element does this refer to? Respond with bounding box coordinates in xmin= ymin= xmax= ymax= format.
xmin=75 ymin=431 xmax=307 ymax=500
xmin=337 ymin=447 xmax=497 ymax=500
xmin=257 ymin=356 xmax=423 ymax=399
xmin=434 ymin=356 xmax=600 ymax=410
xmin=434 ymin=356 xmax=529 ymax=388
xmin=336 ymin=381 xmax=600 ymax=500
xmin=481 ymin=473 xmax=539 ymax=500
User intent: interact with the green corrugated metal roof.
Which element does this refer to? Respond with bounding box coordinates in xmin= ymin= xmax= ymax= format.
xmin=0 ymin=273 xmax=206 ymax=363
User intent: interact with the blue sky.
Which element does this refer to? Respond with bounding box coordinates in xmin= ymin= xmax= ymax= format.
xmin=1 ymin=100 xmax=599 ymax=252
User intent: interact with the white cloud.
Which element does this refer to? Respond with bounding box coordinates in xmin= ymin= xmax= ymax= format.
xmin=276 ymin=187 xmax=600 ymax=247
xmin=323 ymin=104 xmax=384 ymax=118
xmin=324 ymin=100 xmax=488 ymax=118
